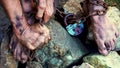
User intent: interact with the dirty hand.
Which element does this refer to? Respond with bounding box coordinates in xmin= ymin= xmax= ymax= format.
xmin=9 ymin=23 xmax=50 ymax=63
xmin=21 ymin=0 xmax=54 ymax=23
xmin=18 ymin=23 xmax=50 ymax=50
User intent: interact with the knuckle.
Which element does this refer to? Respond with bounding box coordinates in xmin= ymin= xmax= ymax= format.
xmin=38 ymin=4 xmax=46 ymax=9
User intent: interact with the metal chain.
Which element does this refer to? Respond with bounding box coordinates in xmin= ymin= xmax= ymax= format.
xmin=56 ymin=0 xmax=108 ymax=25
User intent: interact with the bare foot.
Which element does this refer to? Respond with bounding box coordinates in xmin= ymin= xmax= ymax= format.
xmin=88 ymin=0 xmax=119 ymax=55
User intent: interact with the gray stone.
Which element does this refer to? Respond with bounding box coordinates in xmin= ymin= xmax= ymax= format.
xmin=0 ymin=34 xmax=18 ymax=68
xmin=83 ymin=51 xmax=120 ymax=68
xmin=29 ymin=20 xmax=88 ymax=68
xmin=63 ymin=0 xmax=84 ymax=14
xmin=26 ymin=61 xmax=43 ymax=68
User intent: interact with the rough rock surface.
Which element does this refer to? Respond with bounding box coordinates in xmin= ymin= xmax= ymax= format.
xmin=26 ymin=61 xmax=43 ymax=68
xmin=63 ymin=0 xmax=84 ymax=14
xmin=26 ymin=20 xmax=89 ymax=68
xmin=83 ymin=51 xmax=120 ymax=68
xmin=72 ymin=63 xmax=94 ymax=68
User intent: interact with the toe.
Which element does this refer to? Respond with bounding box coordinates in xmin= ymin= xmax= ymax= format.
xmin=110 ymin=40 xmax=115 ymax=50
xmin=98 ymin=48 xmax=108 ymax=56
xmin=104 ymin=41 xmax=111 ymax=51
xmin=97 ymin=41 xmax=108 ymax=55
xmin=113 ymin=38 xmax=117 ymax=43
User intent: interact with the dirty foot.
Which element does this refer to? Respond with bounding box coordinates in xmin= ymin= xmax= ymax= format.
xmin=88 ymin=0 xmax=119 ymax=55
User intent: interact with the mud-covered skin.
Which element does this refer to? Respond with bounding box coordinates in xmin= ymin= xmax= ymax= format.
xmin=1 ymin=0 xmax=51 ymax=49
xmin=9 ymin=35 xmax=28 ymax=63
xmin=88 ymin=0 xmax=119 ymax=55
xmin=9 ymin=23 xmax=50 ymax=63
xmin=36 ymin=0 xmax=54 ymax=23
xmin=15 ymin=14 xmax=24 ymax=35
xmin=1 ymin=0 xmax=51 ymax=63
xmin=21 ymin=0 xmax=54 ymax=24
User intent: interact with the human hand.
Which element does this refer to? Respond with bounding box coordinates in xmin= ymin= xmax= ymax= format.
xmin=36 ymin=0 xmax=54 ymax=23
xmin=18 ymin=23 xmax=50 ymax=50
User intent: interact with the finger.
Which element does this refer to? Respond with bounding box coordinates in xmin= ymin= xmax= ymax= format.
xmin=13 ymin=42 xmax=22 ymax=61
xmin=9 ymin=35 xmax=17 ymax=51
xmin=46 ymin=0 xmax=54 ymax=16
xmin=34 ymin=35 xmax=45 ymax=47
xmin=21 ymin=51 xmax=28 ymax=63
xmin=43 ymin=0 xmax=54 ymax=23
xmin=43 ymin=11 xmax=50 ymax=23
xmin=26 ymin=42 xmax=36 ymax=50
xmin=43 ymin=27 xmax=51 ymax=43
xmin=21 ymin=0 xmax=33 ymax=12
xmin=36 ymin=0 xmax=46 ymax=19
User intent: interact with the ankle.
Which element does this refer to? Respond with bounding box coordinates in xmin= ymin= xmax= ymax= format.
xmin=88 ymin=0 xmax=108 ymax=16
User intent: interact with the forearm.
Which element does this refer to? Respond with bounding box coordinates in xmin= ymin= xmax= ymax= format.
xmin=1 ymin=0 xmax=28 ymax=38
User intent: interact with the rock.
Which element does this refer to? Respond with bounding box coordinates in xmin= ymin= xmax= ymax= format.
xmin=54 ymin=0 xmax=68 ymax=8
xmin=26 ymin=61 xmax=43 ymax=68
xmin=106 ymin=7 xmax=120 ymax=51
xmin=83 ymin=51 xmax=120 ymax=68
xmin=0 ymin=34 xmax=18 ymax=68
xmin=26 ymin=20 xmax=88 ymax=68
xmin=63 ymin=0 xmax=84 ymax=14
xmin=106 ymin=7 xmax=120 ymax=32
xmin=72 ymin=63 xmax=94 ymax=68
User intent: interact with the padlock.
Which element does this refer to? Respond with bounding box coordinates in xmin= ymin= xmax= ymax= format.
xmin=64 ymin=14 xmax=84 ymax=36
